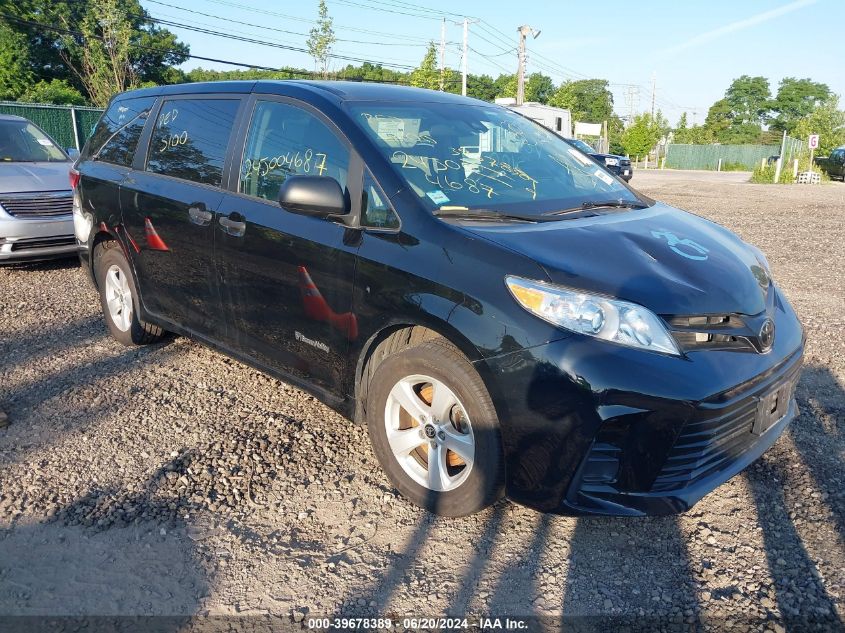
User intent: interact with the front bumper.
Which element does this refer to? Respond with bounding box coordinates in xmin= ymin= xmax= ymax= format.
xmin=484 ymin=288 xmax=804 ymax=516
xmin=605 ymin=163 xmax=633 ymax=181
xmin=0 ymin=214 xmax=76 ymax=263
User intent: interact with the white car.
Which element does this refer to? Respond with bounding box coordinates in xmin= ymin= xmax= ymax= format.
xmin=0 ymin=114 xmax=78 ymax=263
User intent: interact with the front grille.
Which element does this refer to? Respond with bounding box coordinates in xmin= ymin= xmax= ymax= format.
xmin=580 ymin=442 xmax=621 ymax=486
xmin=652 ymin=361 xmax=801 ymax=491
xmin=667 ymin=314 xmax=758 ymax=352
xmin=9 ymin=235 xmax=75 ymax=251
xmin=0 ymin=193 xmax=72 ymax=218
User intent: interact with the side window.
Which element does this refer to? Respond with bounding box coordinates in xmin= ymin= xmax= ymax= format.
xmin=239 ymin=101 xmax=349 ymax=202
xmin=146 ymin=98 xmax=240 ymax=187
xmin=86 ymin=96 xmax=156 ymax=166
xmin=362 ymin=171 xmax=400 ymax=229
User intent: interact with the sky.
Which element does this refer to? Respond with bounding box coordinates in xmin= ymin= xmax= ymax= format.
xmin=138 ymin=0 xmax=845 ymax=126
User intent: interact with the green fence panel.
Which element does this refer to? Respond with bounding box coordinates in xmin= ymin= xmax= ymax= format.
xmin=74 ymin=109 xmax=104 ymax=149
xmin=665 ymin=144 xmax=781 ymax=170
xmin=0 ymin=101 xmax=104 ymax=150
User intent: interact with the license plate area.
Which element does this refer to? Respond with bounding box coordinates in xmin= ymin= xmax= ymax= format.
xmin=752 ymin=377 xmax=796 ymax=436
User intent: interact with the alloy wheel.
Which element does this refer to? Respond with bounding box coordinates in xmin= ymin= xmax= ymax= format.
xmin=384 ymin=374 xmax=475 ymax=492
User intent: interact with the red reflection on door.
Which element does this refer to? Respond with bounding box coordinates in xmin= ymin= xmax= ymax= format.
xmin=298 ymin=265 xmax=358 ymax=341
xmin=144 ymin=217 xmax=170 ymax=251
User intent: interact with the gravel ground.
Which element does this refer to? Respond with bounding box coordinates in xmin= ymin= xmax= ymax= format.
xmin=0 ymin=171 xmax=843 ymax=629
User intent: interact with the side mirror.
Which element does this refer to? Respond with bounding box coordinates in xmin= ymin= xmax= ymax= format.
xmin=278 ymin=175 xmax=348 ymax=218
xmin=66 ymin=148 xmax=80 ymax=160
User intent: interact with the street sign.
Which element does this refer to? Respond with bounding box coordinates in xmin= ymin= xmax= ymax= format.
xmin=808 ymin=134 xmax=820 ymax=149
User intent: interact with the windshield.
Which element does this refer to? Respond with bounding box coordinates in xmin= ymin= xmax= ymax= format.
xmin=349 ymin=102 xmax=641 ymax=216
xmin=567 ymin=138 xmax=595 ymax=154
xmin=0 ymin=120 xmax=68 ymax=162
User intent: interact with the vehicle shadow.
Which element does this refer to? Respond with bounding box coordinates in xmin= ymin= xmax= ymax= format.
xmin=0 ymin=256 xmax=80 ymax=273
xmin=0 ymin=319 xmax=176 ymax=467
xmin=788 ymin=364 xmax=844 ymax=546
xmin=0 ymin=457 xmax=211 ymax=632
xmin=0 ymin=314 xmax=105 ymax=369
xmin=744 ymin=459 xmax=840 ymax=630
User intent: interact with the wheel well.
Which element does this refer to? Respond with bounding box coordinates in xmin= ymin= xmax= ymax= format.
xmin=89 ymin=231 xmax=117 ymax=288
xmin=354 ymin=323 xmax=483 ymax=425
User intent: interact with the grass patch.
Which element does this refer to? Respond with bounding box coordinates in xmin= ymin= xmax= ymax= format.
xmin=750 ymin=156 xmax=829 ymax=184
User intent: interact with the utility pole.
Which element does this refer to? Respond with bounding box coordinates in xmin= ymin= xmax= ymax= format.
xmin=516 ymin=24 xmax=540 ymax=105
xmin=650 ymin=72 xmax=656 ymax=118
xmin=462 ymin=18 xmax=468 ymax=97
xmin=439 ymin=18 xmax=446 ymax=92
xmin=623 ymin=84 xmax=639 ymax=127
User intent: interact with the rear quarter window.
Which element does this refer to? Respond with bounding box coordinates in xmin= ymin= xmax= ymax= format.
xmin=86 ymin=96 xmax=156 ymax=166
xmin=146 ymin=98 xmax=241 ymax=187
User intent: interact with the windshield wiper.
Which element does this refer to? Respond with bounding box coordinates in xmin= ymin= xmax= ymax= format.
xmin=434 ymin=208 xmax=543 ymax=223
xmin=544 ymin=199 xmax=649 ymax=216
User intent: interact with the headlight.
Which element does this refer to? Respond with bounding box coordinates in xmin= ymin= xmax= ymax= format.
xmin=505 ymin=276 xmax=680 ymax=356
xmin=604 ymin=157 xmax=619 ymax=166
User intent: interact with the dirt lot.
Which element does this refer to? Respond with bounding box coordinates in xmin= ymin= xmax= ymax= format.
xmin=1 ymin=171 xmax=843 ymax=629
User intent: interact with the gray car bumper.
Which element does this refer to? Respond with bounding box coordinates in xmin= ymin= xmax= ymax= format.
xmin=0 ymin=214 xmax=76 ymax=262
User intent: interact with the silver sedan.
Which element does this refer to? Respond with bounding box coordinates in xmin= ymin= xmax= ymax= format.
xmin=0 ymin=114 xmax=77 ymax=264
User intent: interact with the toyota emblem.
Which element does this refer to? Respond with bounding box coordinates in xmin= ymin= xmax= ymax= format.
xmin=759 ymin=319 xmax=775 ymax=352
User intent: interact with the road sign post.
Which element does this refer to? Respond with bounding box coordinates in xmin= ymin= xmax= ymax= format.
xmin=808 ymin=134 xmax=820 ymax=173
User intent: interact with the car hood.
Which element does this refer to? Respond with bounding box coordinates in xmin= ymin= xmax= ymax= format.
xmin=462 ymin=202 xmax=770 ymax=316
xmin=0 ymin=161 xmax=72 ymax=194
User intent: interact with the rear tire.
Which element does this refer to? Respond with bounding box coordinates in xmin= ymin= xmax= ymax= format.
xmin=365 ymin=338 xmax=504 ymax=516
xmin=94 ymin=241 xmax=163 ymax=346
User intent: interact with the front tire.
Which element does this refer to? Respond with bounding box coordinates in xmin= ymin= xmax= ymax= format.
xmin=94 ymin=241 xmax=163 ymax=346
xmin=365 ymin=339 xmax=504 ymax=516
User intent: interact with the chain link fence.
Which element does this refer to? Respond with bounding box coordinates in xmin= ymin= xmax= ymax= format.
xmin=0 ymin=101 xmax=103 ymax=151
xmin=665 ymin=143 xmax=780 ymax=171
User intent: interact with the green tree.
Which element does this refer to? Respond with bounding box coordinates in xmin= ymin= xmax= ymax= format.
xmin=494 ymin=74 xmax=517 ymax=99
xmin=307 ymin=0 xmax=335 ymax=78
xmin=21 ymin=79 xmax=86 ymax=104
xmin=793 ymin=95 xmax=845 ymax=157
xmin=5 ymin=0 xmax=188 ymax=100
xmin=770 ymin=77 xmax=831 ymax=133
xmin=548 ymin=79 xmax=614 ymax=123
xmin=608 ymin=115 xmax=625 ymax=154
xmin=525 ymin=73 xmax=554 ymax=104
xmin=0 ymin=21 xmax=33 ymax=100
xmin=466 ymin=74 xmax=497 ymax=102
xmin=57 ymin=0 xmax=138 ymax=107
xmin=704 ymin=98 xmax=733 ymax=142
xmin=409 ymin=43 xmax=440 ymax=91
xmin=674 ymin=125 xmax=713 ymax=145
xmin=620 ymin=112 xmax=667 ymax=157
xmin=724 ymin=75 xmax=771 ymax=126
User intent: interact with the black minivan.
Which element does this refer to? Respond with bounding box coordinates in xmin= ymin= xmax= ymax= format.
xmin=73 ymin=81 xmax=804 ymax=517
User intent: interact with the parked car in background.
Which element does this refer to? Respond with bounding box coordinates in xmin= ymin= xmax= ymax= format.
xmin=74 ymin=81 xmax=803 ymax=518
xmin=564 ymin=137 xmax=633 ymax=182
xmin=815 ymin=146 xmax=845 ymax=180
xmin=0 ymin=114 xmax=78 ymax=263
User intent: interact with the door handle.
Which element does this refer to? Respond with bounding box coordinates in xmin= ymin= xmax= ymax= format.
xmin=219 ymin=213 xmax=246 ymax=237
xmin=188 ymin=206 xmax=213 ymax=226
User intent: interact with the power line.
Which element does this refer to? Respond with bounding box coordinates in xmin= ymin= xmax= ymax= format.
xmin=327 ymin=0 xmax=442 ymax=20
xmin=0 ymin=13 xmax=454 ymax=86
xmin=200 ymin=0 xmax=433 ymax=42
xmin=52 ymin=0 xmax=426 ymax=72
xmin=144 ymin=0 xmax=431 ymax=47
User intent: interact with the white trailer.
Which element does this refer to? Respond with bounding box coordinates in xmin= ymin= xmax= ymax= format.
xmin=495 ymin=98 xmax=573 ymax=139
